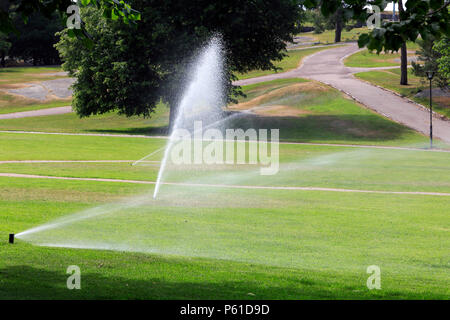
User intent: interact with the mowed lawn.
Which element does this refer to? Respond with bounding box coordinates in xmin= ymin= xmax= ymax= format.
xmin=0 ymin=133 xmax=449 ymax=299
xmin=0 ymin=79 xmax=449 ymax=299
xmin=355 ymin=69 xmax=450 ymax=119
xmin=344 ymin=49 xmax=416 ymax=68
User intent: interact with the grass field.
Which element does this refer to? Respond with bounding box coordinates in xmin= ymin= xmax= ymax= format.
xmin=0 ymin=79 xmax=449 ymax=299
xmin=344 ymin=49 xmax=416 ymax=68
xmin=355 ymin=68 xmax=450 ymax=118
xmin=305 ymin=27 xmax=368 ymax=44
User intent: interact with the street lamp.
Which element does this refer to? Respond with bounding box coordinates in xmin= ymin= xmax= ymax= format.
xmin=425 ymin=70 xmax=435 ymax=149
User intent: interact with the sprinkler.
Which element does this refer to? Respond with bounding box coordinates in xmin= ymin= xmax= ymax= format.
xmin=9 ymin=233 xmax=14 ymax=244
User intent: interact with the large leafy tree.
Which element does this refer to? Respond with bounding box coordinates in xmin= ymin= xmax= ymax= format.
xmin=412 ymin=36 xmax=449 ymax=89
xmin=313 ymin=0 xmax=449 ymax=85
xmin=0 ymin=0 xmax=140 ymax=36
xmin=434 ymin=36 xmax=450 ymax=82
xmin=56 ymin=0 xmax=303 ymax=129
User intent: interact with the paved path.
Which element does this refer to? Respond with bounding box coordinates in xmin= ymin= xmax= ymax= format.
xmin=234 ymin=43 xmax=450 ymax=144
xmin=1 ymin=172 xmax=449 ymax=196
xmin=0 ymin=106 xmax=72 ymax=119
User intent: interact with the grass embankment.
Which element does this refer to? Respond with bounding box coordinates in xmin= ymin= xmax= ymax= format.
xmin=0 ymin=102 xmax=170 ymax=135
xmin=229 ymin=78 xmax=435 ymax=146
xmin=0 ymin=66 xmax=71 ymax=114
xmin=355 ymin=68 xmax=450 ymax=118
xmin=344 ymin=49 xmax=417 ymax=68
xmin=306 ymin=27 xmax=368 ymax=44
xmin=235 ymin=46 xmax=341 ymax=80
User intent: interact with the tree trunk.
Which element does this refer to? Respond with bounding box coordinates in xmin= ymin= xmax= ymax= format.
xmin=0 ymin=52 xmax=5 ymax=68
xmin=398 ymin=0 xmax=408 ymax=85
xmin=400 ymin=42 xmax=408 ymax=85
xmin=334 ymin=7 xmax=343 ymax=43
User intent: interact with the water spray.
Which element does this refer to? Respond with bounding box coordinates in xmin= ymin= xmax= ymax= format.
xmin=153 ymin=36 xmax=226 ymax=199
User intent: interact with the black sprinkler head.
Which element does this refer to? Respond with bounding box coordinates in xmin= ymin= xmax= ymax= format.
xmin=9 ymin=233 xmax=14 ymax=244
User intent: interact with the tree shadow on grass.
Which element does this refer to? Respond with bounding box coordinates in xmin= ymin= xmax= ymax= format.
xmin=86 ymin=112 xmax=418 ymax=145
xmin=0 ymin=263 xmax=431 ymax=300
xmin=221 ymin=112 xmax=419 ymax=143
xmin=89 ymin=125 xmax=169 ymax=136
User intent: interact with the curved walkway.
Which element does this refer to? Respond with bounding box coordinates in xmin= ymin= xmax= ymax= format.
xmin=0 ymin=106 xmax=72 ymax=119
xmin=233 ymin=43 xmax=450 ymax=144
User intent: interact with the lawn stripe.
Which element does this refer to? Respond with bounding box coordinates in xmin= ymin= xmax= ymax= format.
xmin=1 ymin=130 xmax=449 ymax=153
xmin=0 ymin=160 xmax=159 ymax=163
xmin=2 ymin=172 xmax=449 ymax=197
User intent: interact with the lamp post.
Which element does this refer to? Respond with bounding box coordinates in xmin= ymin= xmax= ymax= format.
xmin=425 ymin=70 xmax=435 ymax=149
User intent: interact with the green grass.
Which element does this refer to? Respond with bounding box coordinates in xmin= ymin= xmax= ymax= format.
xmin=0 ymin=102 xmax=170 ymax=134
xmin=355 ymin=68 xmax=450 ymax=118
xmin=305 ymin=27 xmax=368 ymax=44
xmin=0 ymin=132 xmax=449 ymax=193
xmin=0 ymin=140 xmax=449 ymax=299
xmin=0 ymin=79 xmax=448 ymax=299
xmin=0 ymin=78 xmax=439 ymax=147
xmin=0 ymin=96 xmax=71 ymax=114
xmin=236 ymin=46 xmax=342 ymax=80
xmin=344 ymin=48 xmax=418 ymax=68
xmin=0 ymin=66 xmax=65 ymax=85
xmin=344 ymin=50 xmax=401 ymax=68
xmin=229 ymin=79 xmax=435 ymax=146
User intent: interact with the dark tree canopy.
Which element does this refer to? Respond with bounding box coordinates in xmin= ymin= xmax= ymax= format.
xmin=8 ymin=12 xmax=63 ymax=65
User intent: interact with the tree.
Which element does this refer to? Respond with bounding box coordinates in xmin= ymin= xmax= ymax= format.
xmin=8 ymin=12 xmax=63 ymax=65
xmin=412 ymin=37 xmax=449 ymax=89
xmin=434 ymin=36 xmax=450 ymax=83
xmin=334 ymin=4 xmax=344 ymax=42
xmin=56 ymin=0 xmax=303 ymax=129
xmin=312 ymin=0 xmax=449 ymax=84
xmin=0 ymin=33 xmax=11 ymax=67
xmin=312 ymin=9 xmax=326 ymax=34
xmin=398 ymin=0 xmax=408 ymax=85
xmin=0 ymin=0 xmax=140 ymax=47
xmin=308 ymin=0 xmax=450 ymax=53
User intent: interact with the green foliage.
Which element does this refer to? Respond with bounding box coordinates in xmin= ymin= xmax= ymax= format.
xmin=312 ymin=9 xmax=326 ymax=34
xmin=302 ymin=0 xmax=450 ymax=53
xmin=56 ymin=0 xmax=302 ymax=120
xmin=8 ymin=11 xmax=63 ymax=65
xmin=434 ymin=36 xmax=450 ymax=82
xmin=412 ymin=37 xmax=449 ymax=89
xmin=0 ymin=0 xmax=140 ymax=44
